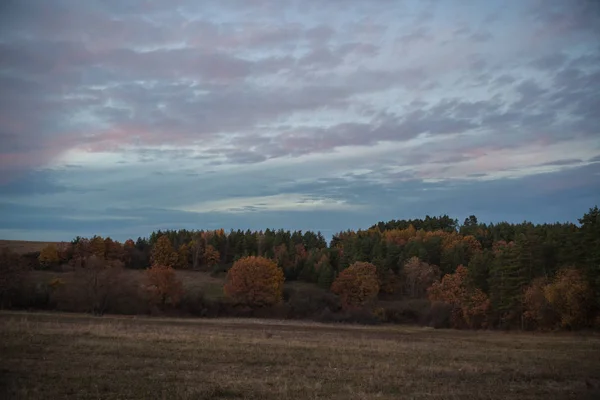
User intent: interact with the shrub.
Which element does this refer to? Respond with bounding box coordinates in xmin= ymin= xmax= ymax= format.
xmin=380 ymin=299 xmax=432 ymax=325
xmin=76 ymin=255 xmax=124 ymax=315
xmin=286 ymin=286 xmax=340 ymax=318
xmin=0 ymin=248 xmax=25 ymax=308
xmin=331 ymin=261 xmax=379 ymax=309
xmin=424 ymin=301 xmax=453 ymax=329
xmin=316 ymin=307 xmax=381 ymax=325
xmin=224 ymin=256 xmax=284 ymax=307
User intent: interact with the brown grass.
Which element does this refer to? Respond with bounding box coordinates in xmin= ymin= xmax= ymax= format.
xmin=1 ymin=311 xmax=599 ymax=400
xmin=0 ymin=240 xmax=56 ymax=254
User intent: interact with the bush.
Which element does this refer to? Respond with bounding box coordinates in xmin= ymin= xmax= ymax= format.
xmin=423 ymin=301 xmax=453 ymax=329
xmin=380 ymin=299 xmax=431 ymax=325
xmin=286 ymin=287 xmax=340 ymax=319
xmin=0 ymin=248 xmax=26 ymax=308
xmin=316 ymin=307 xmax=381 ymax=325
xmin=179 ymin=291 xmax=224 ymax=318
xmin=224 ymin=256 xmax=284 ymax=307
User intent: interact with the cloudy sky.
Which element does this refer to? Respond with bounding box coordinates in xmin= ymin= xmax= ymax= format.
xmin=1 ymin=0 xmax=599 ymax=242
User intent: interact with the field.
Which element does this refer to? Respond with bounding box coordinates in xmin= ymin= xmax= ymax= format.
xmin=0 ymin=240 xmax=56 ymax=255
xmin=1 ymin=312 xmax=600 ymax=400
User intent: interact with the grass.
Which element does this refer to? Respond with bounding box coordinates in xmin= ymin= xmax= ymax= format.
xmin=1 ymin=311 xmax=599 ymax=399
xmin=0 ymin=240 xmax=56 ymax=254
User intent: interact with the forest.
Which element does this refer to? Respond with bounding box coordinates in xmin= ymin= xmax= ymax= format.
xmin=1 ymin=206 xmax=599 ymax=331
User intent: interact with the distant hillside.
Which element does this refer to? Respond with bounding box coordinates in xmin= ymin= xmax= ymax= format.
xmin=0 ymin=240 xmax=57 ymax=254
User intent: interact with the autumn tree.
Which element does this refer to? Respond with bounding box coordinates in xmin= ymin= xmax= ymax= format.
xmin=76 ymin=255 xmax=124 ymax=315
xmin=203 ymin=245 xmax=220 ymax=268
xmin=123 ymin=239 xmax=135 ymax=267
xmin=177 ymin=243 xmax=190 ymax=269
xmin=104 ymin=237 xmax=124 ymax=261
xmin=523 ymin=277 xmax=557 ymax=329
xmin=224 ymin=256 xmax=284 ymax=307
xmin=151 ymin=235 xmax=178 ymax=268
xmin=331 ymin=261 xmax=380 ymax=309
xmin=90 ymin=236 xmax=106 ymax=259
xmin=70 ymin=238 xmax=92 ymax=268
xmin=402 ymin=256 xmax=441 ymax=298
xmin=38 ymin=244 xmax=60 ymax=269
xmin=544 ymin=268 xmax=594 ymax=329
xmin=428 ymin=265 xmax=490 ymax=329
xmin=145 ymin=264 xmax=183 ymax=307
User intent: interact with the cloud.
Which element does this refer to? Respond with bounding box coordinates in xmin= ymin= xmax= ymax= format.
xmin=178 ymin=193 xmax=362 ymax=213
xmin=0 ymin=0 xmax=599 ymax=240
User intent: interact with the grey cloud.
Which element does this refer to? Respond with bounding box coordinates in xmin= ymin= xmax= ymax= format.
xmin=224 ymin=151 xmax=268 ymax=164
xmin=531 ymin=52 xmax=567 ymax=70
xmin=1 ymin=0 xmax=599 ymax=240
xmin=470 ymin=31 xmax=493 ymax=42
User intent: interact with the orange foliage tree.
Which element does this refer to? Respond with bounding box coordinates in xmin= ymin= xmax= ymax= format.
xmin=177 ymin=243 xmax=190 ymax=269
xmin=331 ymin=261 xmax=380 ymax=309
xmin=224 ymin=256 xmax=284 ymax=307
xmin=104 ymin=237 xmax=124 ymax=261
xmin=145 ymin=264 xmax=183 ymax=307
xmin=427 ymin=265 xmax=490 ymax=329
xmin=203 ymin=245 xmax=220 ymax=268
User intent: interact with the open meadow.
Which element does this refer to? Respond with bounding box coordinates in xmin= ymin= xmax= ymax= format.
xmin=1 ymin=311 xmax=599 ymax=400
xmin=0 ymin=240 xmax=56 ymax=255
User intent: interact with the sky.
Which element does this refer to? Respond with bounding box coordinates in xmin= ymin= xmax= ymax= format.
xmin=0 ymin=0 xmax=599 ymax=242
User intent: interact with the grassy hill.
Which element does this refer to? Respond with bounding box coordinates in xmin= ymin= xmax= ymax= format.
xmin=0 ymin=240 xmax=56 ymax=254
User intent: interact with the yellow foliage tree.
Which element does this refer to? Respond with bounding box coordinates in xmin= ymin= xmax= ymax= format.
xmin=224 ymin=256 xmax=284 ymax=307
xmin=39 ymin=244 xmax=60 ymax=269
xmin=151 ymin=236 xmax=178 ymax=268
xmin=90 ymin=236 xmax=106 ymax=259
xmin=543 ymin=268 xmax=593 ymax=329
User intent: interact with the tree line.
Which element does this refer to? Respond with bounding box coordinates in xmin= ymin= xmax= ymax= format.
xmin=1 ymin=206 xmax=598 ymax=330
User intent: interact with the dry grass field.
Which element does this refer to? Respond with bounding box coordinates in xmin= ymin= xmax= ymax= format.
xmin=1 ymin=312 xmax=599 ymax=400
xmin=0 ymin=240 xmax=56 ymax=255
